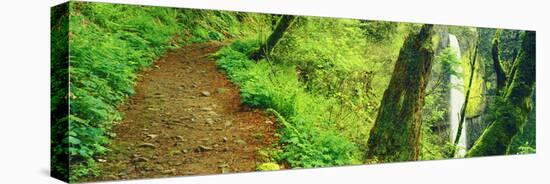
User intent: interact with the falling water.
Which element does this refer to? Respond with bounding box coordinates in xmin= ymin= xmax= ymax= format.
xmin=448 ymin=34 xmax=467 ymax=157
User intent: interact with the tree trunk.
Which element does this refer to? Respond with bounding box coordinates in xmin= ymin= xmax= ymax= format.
xmin=366 ymin=24 xmax=435 ymax=162
xmin=467 ymin=31 xmax=536 ymax=157
xmin=505 ymin=31 xmax=522 ymax=93
xmin=270 ymin=15 xmax=280 ymax=30
xmin=453 ymin=38 xmax=479 ymax=148
xmin=249 ymin=15 xmax=296 ymax=60
xmin=491 ymin=30 xmax=508 ymax=94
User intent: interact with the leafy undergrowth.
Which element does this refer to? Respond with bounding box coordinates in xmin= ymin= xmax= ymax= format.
xmin=215 ymin=40 xmax=363 ymax=168
xmin=215 ymin=19 xmax=457 ymax=167
xmin=214 ymin=18 xmax=409 ymax=168
xmin=54 ymin=2 xmax=269 ymax=181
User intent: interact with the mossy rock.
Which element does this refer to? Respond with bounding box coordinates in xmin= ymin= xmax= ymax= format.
xmin=256 ymin=162 xmax=280 ymax=171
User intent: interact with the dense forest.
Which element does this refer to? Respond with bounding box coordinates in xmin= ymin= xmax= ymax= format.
xmin=51 ymin=2 xmax=536 ymax=182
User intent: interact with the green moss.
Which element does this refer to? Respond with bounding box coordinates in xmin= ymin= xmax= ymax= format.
xmin=467 ymin=31 xmax=535 ymax=157
xmin=256 ymin=163 xmax=281 ymax=171
xmin=467 ymin=100 xmax=522 ymax=156
xmin=463 ymin=56 xmax=486 ymax=117
xmin=366 ymin=24 xmax=435 ymax=162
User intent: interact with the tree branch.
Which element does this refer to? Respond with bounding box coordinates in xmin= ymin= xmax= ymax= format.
xmin=492 ymin=30 xmax=507 ymax=93
xmin=454 ymin=36 xmax=479 ymax=147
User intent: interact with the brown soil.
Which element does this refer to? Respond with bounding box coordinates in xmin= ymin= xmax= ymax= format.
xmin=84 ymin=42 xmax=278 ymax=182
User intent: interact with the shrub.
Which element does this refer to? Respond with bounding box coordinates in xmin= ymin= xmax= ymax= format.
xmin=216 ymin=40 xmax=362 ymax=168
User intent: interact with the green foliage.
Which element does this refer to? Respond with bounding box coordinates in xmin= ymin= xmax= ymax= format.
xmin=494 ymin=29 xmax=522 ymax=69
xmin=514 ymin=142 xmax=536 ymax=154
xmin=272 ymin=17 xmax=408 ymax=134
xmin=256 ymin=147 xmax=282 ymax=163
xmin=420 ymin=88 xmax=454 ymax=160
xmin=61 ymin=2 xmax=263 ymax=180
xmin=409 ymin=44 xmax=467 ymax=160
xmin=256 ymin=163 xmax=281 ymax=171
xmin=437 ymin=47 xmax=461 ymax=77
xmin=51 ymin=3 xmax=70 ymax=181
xmin=67 ymin=3 xmax=184 ymax=178
xmin=467 ymin=98 xmax=516 ymax=156
xmin=216 ymin=19 xmax=453 ymax=166
xmin=216 ymin=40 xmax=362 ymax=168
xmin=69 ymin=160 xmax=100 ymax=182
xmin=468 ymin=31 xmax=536 ymax=157
xmin=360 ymin=20 xmax=400 ymax=43
xmin=509 ymin=96 xmax=536 ymax=154
xmin=55 ymin=2 xmax=536 ymax=178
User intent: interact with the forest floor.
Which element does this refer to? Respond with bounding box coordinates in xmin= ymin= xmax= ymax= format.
xmin=84 ymin=42 xmax=279 ymax=182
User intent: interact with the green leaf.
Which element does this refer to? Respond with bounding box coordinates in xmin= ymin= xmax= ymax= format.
xmin=68 ymin=136 xmax=81 ymax=145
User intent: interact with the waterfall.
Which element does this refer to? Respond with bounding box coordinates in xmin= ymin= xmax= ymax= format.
xmin=448 ymin=34 xmax=467 ymax=157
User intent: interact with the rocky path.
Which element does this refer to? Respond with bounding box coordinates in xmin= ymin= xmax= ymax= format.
xmin=85 ymin=42 xmax=278 ymax=181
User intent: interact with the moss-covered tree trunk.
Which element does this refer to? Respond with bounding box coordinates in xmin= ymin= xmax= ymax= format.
xmin=467 ymin=31 xmax=536 ymax=157
xmin=366 ymin=24 xmax=435 ymax=162
xmin=249 ymin=15 xmax=296 ymax=60
xmin=491 ymin=30 xmax=508 ymax=94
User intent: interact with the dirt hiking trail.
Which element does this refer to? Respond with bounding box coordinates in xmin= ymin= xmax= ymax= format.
xmin=84 ymin=42 xmax=278 ymax=182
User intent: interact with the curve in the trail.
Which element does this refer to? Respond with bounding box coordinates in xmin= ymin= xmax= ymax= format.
xmin=83 ymin=42 xmax=279 ymax=182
